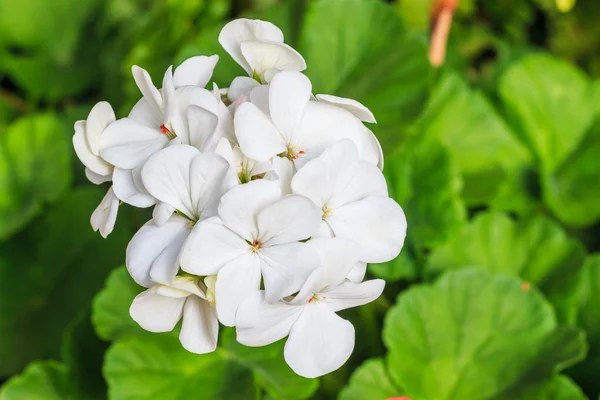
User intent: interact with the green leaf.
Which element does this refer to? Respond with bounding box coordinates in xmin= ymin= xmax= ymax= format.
xmin=416 ymin=73 xmax=532 ymax=206
xmin=0 ymin=187 xmax=130 ymax=376
xmin=338 ymin=358 xmax=402 ymax=400
xmin=369 ymin=250 xmax=417 ymax=282
xmin=0 ymin=361 xmax=79 ymax=400
xmin=426 ymin=212 xmax=587 ymax=323
xmin=0 ymin=113 xmax=72 ymax=240
xmin=0 ymin=0 xmax=99 ymax=100
xmin=104 ymin=333 xmax=318 ymax=400
xmin=383 ymin=269 xmax=585 ymax=400
xmin=394 ymin=0 xmax=476 ymax=32
xmin=508 ymin=375 xmax=587 ymax=400
xmin=92 ymin=266 xmax=145 ymax=341
xmin=299 ymin=0 xmax=432 ymax=150
xmin=568 ymin=255 xmax=600 ymax=397
xmin=498 ymin=54 xmax=597 ymax=173
xmin=385 ymin=134 xmax=466 ymax=249
xmin=61 ymin=313 xmax=108 ymax=399
xmin=542 ymin=118 xmax=600 ymax=226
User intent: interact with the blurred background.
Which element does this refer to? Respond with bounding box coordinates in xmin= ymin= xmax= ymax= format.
xmin=1 ymin=0 xmax=600 ymax=399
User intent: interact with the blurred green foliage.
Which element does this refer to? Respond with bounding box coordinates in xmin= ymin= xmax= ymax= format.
xmin=0 ymin=0 xmax=600 ymax=399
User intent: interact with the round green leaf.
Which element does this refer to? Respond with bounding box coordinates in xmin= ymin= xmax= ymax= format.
xmin=299 ymin=0 xmax=432 ymax=151
xmin=0 ymin=361 xmax=78 ymax=400
xmin=383 ymin=269 xmax=583 ymax=399
xmin=0 ymin=114 xmax=71 ymax=240
xmin=338 ymin=358 xmax=402 ymax=400
xmin=426 ymin=212 xmax=587 ymax=322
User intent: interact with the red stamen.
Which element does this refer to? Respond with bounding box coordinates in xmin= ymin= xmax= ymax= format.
xmin=160 ymin=124 xmax=170 ymax=135
xmin=298 ymin=150 xmax=305 ymax=155
xmin=308 ymin=298 xmax=313 ymax=303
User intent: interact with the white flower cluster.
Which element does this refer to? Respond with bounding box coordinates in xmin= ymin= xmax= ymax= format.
xmin=73 ymin=19 xmax=407 ymax=378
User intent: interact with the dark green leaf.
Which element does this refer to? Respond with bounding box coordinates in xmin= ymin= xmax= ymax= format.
xmin=0 ymin=361 xmax=78 ymax=400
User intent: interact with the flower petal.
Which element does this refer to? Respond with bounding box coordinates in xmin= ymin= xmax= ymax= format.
xmin=130 ymin=287 xmax=185 ymax=332
xmin=126 ymin=215 xmax=191 ymax=287
xmin=173 ymin=55 xmax=219 ymax=88
xmin=73 ymin=121 xmax=113 ymax=176
xmin=141 ymin=144 xmax=201 ymax=219
xmin=347 ymin=262 xmax=367 ymax=284
xmin=85 ymin=168 xmax=112 ymax=185
xmin=162 ymin=66 xmax=177 ymax=126
xmin=218 ymin=19 xmax=284 ymax=75
xmin=258 ymin=195 xmax=321 ymax=246
xmin=284 ymin=304 xmax=355 ymax=378
xmin=86 ymin=101 xmax=116 ymax=155
xmin=297 ymin=101 xmax=381 ymax=166
xmin=179 ymin=296 xmax=219 ymax=354
xmin=234 ymin=102 xmax=286 ymax=162
xmin=215 ymin=253 xmax=262 ymax=326
xmin=315 ymin=94 xmax=376 ymax=123
xmin=268 ymin=71 xmax=311 ymax=141
xmin=327 ymin=196 xmax=407 ymax=263
xmin=90 ymin=187 xmax=119 ymax=238
xmin=249 ymin=84 xmax=270 ymax=116
xmin=218 ymin=180 xmax=281 ymax=241
xmin=172 ymin=86 xmax=219 ymax=143
xmin=241 ymin=41 xmax=306 ymax=83
xmin=129 ymin=97 xmax=163 ymax=129
xmin=179 ymin=216 xmax=249 ymax=276
xmin=228 ymin=76 xmax=260 ymax=102
xmin=132 ymin=65 xmax=162 ymax=116
xmin=112 ymin=167 xmax=156 ymax=208
xmin=153 ymin=202 xmax=175 ymax=226
xmin=187 ymin=105 xmax=219 ymax=151
xmin=322 ymin=279 xmax=385 ymax=312
xmin=265 ymin=157 xmax=294 ymax=195
xmin=189 ymin=152 xmax=237 ymax=219
xmin=259 ymin=242 xmax=319 ymax=303
xmin=236 ymin=290 xmax=302 ymax=346
xmin=100 ymin=118 xmax=168 ymax=169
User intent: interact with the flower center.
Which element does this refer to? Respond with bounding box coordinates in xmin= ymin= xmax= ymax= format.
xmin=250 ymin=240 xmax=262 ymax=253
xmin=159 ymin=124 xmax=177 ymax=140
xmin=280 ymin=146 xmax=305 ymax=161
xmin=307 ymin=294 xmax=323 ymax=304
xmin=322 ymin=204 xmax=332 ymax=219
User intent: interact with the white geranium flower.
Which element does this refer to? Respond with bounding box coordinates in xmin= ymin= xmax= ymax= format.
xmin=179 ymin=180 xmax=321 ymax=326
xmin=126 ymin=145 xmax=237 ymax=287
xmin=172 ymin=55 xmax=219 ymax=88
xmin=90 ymin=186 xmax=120 ymax=238
xmin=130 ymin=275 xmax=219 ymax=354
xmin=215 ymin=138 xmax=272 ymax=184
xmin=73 ymin=101 xmax=116 ymax=182
xmin=236 ymin=237 xmax=385 ymax=378
xmin=218 ymin=19 xmax=305 ymax=86
xmin=234 ymin=71 xmax=382 ymax=169
xmin=291 ymin=140 xmax=406 ymax=263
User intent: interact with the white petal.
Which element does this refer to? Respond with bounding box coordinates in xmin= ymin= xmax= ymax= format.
xmin=327 ymin=196 xmax=407 ymax=263
xmin=234 ymin=102 xmax=286 ymax=162
xmin=265 ymin=157 xmax=294 ymax=195
xmin=347 ymin=262 xmax=367 ymax=284
xmin=189 ymin=152 xmax=238 ymax=219
xmin=228 ymin=76 xmax=260 ymax=102
xmin=187 ymin=105 xmax=218 ymax=151
xmin=215 ymin=253 xmax=262 ymax=326
xmin=173 ymin=55 xmax=219 ymax=88
xmin=162 ymin=66 xmax=177 ymax=126
xmin=132 ymin=65 xmax=163 ymax=116
xmin=141 ymin=144 xmax=200 ymax=219
xmin=284 ymin=304 xmax=355 ymax=378
xmin=258 ymin=195 xmax=321 ymax=246
xmin=249 ymin=84 xmax=270 ymax=116
xmin=259 ymin=242 xmax=319 ymax=303
xmin=73 ymin=121 xmax=113 ymax=176
xmin=218 ymin=19 xmax=284 ymax=75
xmin=297 ymin=102 xmax=380 ymax=166
xmin=291 ymin=140 xmax=387 ymax=209
xmin=90 ymin=187 xmax=119 ymax=238
xmin=315 ymin=94 xmax=376 ymax=123
xmin=85 ymin=168 xmax=112 ymax=185
xmin=129 ymin=97 xmax=163 ymax=129
xmin=130 ymin=287 xmax=185 ymax=332
xmin=236 ymin=291 xmax=302 ymax=346
xmin=367 ymin=128 xmax=384 ymax=171
xmin=100 ymin=118 xmax=169 ymax=169
xmin=322 ymin=279 xmax=385 ymax=312
xmin=268 ymin=71 xmax=311 ymax=141
xmin=153 ymin=202 xmax=175 ymax=226
xmin=179 ymin=216 xmax=249 ymax=276
xmin=179 ymin=296 xmax=219 ymax=354
xmin=126 ymin=215 xmax=191 ymax=287
xmin=241 ymin=41 xmax=306 ymax=82
xmin=172 ymin=86 xmax=218 ymax=143
xmin=86 ymin=101 xmax=116 ymax=155
xmin=168 ymin=275 xmax=206 ymax=298
xmin=215 ymin=99 xmax=235 ymax=144
xmin=218 ymin=180 xmax=281 ymax=241
xmin=311 ymin=237 xmax=360 ymax=290
xmin=112 ymin=167 xmax=156 ymax=208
